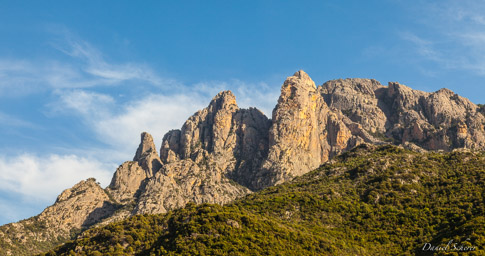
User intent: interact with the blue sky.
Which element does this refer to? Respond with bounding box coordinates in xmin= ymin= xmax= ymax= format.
xmin=1 ymin=0 xmax=485 ymax=225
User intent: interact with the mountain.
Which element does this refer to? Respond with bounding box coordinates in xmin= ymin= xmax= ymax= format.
xmin=2 ymin=70 xmax=485 ymax=255
xmin=40 ymin=145 xmax=485 ymax=255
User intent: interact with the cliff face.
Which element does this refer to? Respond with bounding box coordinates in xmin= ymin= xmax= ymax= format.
xmin=256 ymin=71 xmax=369 ymax=189
xmin=2 ymin=70 xmax=485 ymax=255
xmin=321 ymin=78 xmax=485 ymax=151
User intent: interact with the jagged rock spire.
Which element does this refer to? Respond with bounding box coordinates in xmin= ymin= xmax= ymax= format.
xmin=208 ymin=90 xmax=238 ymax=113
xmin=259 ymin=70 xmax=327 ymax=187
xmin=134 ymin=132 xmax=157 ymax=161
xmin=133 ymin=132 xmax=162 ymax=176
xmin=107 ymin=132 xmax=163 ymax=203
xmin=278 ymin=70 xmax=316 ymax=107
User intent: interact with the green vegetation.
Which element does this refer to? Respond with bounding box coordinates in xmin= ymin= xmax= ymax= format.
xmin=41 ymin=145 xmax=484 ymax=255
xmin=0 ymin=216 xmax=69 ymax=256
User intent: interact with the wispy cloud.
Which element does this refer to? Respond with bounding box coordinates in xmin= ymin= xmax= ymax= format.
xmin=0 ymin=111 xmax=33 ymax=128
xmin=400 ymin=32 xmax=441 ymax=61
xmin=55 ymin=31 xmax=162 ymax=85
xmin=399 ymin=0 xmax=485 ymax=76
xmin=52 ymin=89 xmax=115 ymax=117
xmin=0 ymin=30 xmax=163 ymax=97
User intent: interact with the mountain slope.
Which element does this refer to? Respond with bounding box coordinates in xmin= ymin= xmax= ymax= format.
xmin=3 ymin=70 xmax=485 ymax=255
xmin=42 ymin=145 xmax=485 ymax=255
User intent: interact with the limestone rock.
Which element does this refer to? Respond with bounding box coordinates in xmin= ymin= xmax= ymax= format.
xmin=258 ymin=71 xmax=326 ymax=187
xmin=135 ymin=157 xmax=250 ymax=215
xmin=228 ymin=107 xmax=270 ymax=189
xmin=160 ymin=129 xmax=181 ymax=163
xmin=320 ymin=79 xmax=485 ymax=151
xmin=159 ymin=91 xmax=270 ymax=189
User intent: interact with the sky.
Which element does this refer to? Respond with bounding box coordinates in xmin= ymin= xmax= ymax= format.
xmin=1 ymin=0 xmax=485 ymax=225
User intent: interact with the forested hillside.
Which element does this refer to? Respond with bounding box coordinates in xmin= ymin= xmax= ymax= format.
xmin=42 ymin=145 xmax=484 ymax=255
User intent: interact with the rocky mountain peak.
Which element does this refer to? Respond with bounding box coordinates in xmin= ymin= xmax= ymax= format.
xmin=279 ymin=71 xmax=316 ymax=105
xmin=107 ymin=132 xmax=163 ymax=203
xmin=436 ymin=87 xmax=454 ymax=96
xmin=55 ymin=178 xmax=98 ymax=203
xmin=292 ymin=70 xmax=313 ymax=83
xmin=133 ymin=132 xmax=157 ymax=162
xmin=133 ymin=132 xmax=162 ymax=176
xmin=258 ymin=71 xmax=366 ymax=188
xmin=209 ymin=90 xmax=238 ymax=112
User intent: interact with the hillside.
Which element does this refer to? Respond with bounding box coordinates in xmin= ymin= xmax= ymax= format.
xmin=42 ymin=145 xmax=485 ymax=255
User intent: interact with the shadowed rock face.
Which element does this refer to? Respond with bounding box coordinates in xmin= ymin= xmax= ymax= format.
xmin=133 ymin=132 xmax=163 ymax=177
xmin=3 ymin=70 xmax=485 ymax=256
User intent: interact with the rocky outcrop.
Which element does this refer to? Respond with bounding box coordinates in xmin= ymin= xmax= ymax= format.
xmin=136 ymin=91 xmax=266 ymax=214
xmin=159 ymin=91 xmax=270 ymax=190
xmin=133 ymin=132 xmax=163 ymax=177
xmin=135 ymin=157 xmax=250 ymax=215
xmin=106 ymin=162 xmax=148 ymax=203
xmin=320 ymin=78 xmax=387 ymax=133
xmin=321 ymin=78 xmax=485 ymax=151
xmin=39 ymin=178 xmax=117 ymax=232
xmin=107 ymin=132 xmax=162 ymax=203
xmin=0 ymin=178 xmax=117 ymax=255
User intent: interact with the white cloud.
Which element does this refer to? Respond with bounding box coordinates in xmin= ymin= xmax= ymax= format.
xmin=0 ymin=154 xmax=114 ymax=203
xmin=54 ymin=89 xmax=115 ymax=117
